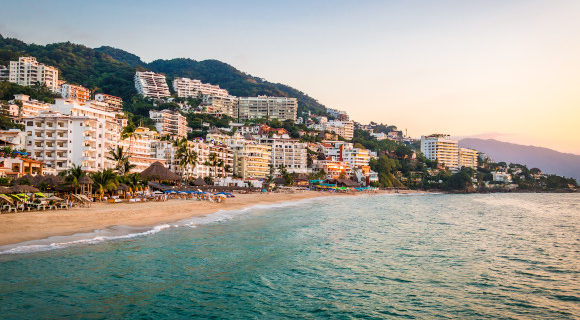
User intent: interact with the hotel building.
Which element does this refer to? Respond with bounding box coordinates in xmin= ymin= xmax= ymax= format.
xmin=119 ymin=127 xmax=166 ymax=173
xmin=134 ymin=71 xmax=171 ymax=98
xmin=173 ymin=77 xmax=229 ymax=98
xmin=421 ymin=135 xmax=460 ymax=171
xmin=60 ymin=83 xmax=91 ymax=102
xmin=255 ymin=136 xmax=308 ymax=174
xmin=8 ymin=57 xmax=59 ymax=93
xmin=0 ymin=66 xmax=9 ymax=80
xmin=237 ymin=96 xmax=297 ymax=122
xmin=225 ymin=135 xmax=271 ymax=179
xmin=149 ymin=109 xmax=189 ymax=138
xmin=459 ymin=147 xmax=478 ymax=169
xmin=24 ymin=99 xmax=122 ymax=172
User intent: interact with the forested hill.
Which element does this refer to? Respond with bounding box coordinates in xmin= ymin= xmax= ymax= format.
xmin=0 ymin=35 xmax=328 ymax=116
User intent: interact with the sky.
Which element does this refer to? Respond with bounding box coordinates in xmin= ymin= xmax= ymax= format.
xmin=2 ymin=0 xmax=579 ymax=154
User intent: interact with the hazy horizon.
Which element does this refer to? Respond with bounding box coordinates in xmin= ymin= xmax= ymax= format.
xmin=1 ymin=0 xmax=579 ymax=154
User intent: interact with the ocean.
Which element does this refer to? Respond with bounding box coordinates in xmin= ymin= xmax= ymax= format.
xmin=0 ymin=193 xmax=578 ymax=319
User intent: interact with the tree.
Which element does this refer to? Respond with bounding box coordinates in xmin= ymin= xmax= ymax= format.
xmin=90 ymin=169 xmax=119 ymax=201
xmin=107 ymin=146 xmax=131 ymax=175
xmin=60 ymin=164 xmax=86 ymax=193
xmin=175 ymin=138 xmax=198 ymax=178
xmin=205 ymin=152 xmax=223 ymax=178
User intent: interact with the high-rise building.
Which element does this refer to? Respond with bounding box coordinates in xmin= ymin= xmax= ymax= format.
xmin=459 ymin=148 xmax=478 ymax=169
xmin=60 ymin=83 xmax=91 ymax=102
xmin=225 ymin=134 xmax=271 ymax=179
xmin=10 ymin=94 xmax=51 ymax=119
xmin=173 ymin=77 xmax=229 ymax=98
xmin=24 ymin=99 xmax=123 ymax=172
xmin=255 ymin=136 xmax=308 ymax=174
xmin=149 ymin=109 xmax=189 ymax=138
xmin=134 ymin=71 xmax=171 ymax=98
xmin=8 ymin=57 xmax=59 ymax=92
xmin=201 ymin=95 xmax=238 ymax=117
xmin=119 ymin=127 xmax=166 ymax=173
xmin=421 ymin=134 xmax=460 ymax=171
xmin=237 ymin=96 xmax=297 ymax=121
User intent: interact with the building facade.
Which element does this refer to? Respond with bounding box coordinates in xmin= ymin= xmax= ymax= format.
xmin=225 ymin=135 xmax=271 ymax=179
xmin=94 ymin=93 xmax=123 ymax=110
xmin=459 ymin=148 xmax=478 ymax=169
xmin=60 ymin=83 xmax=91 ymax=102
xmin=173 ymin=77 xmax=229 ymax=98
xmin=8 ymin=57 xmax=59 ymax=92
xmin=237 ymin=96 xmax=297 ymax=122
xmin=24 ymin=99 xmax=122 ymax=173
xmin=420 ymin=135 xmax=460 ymax=171
xmin=149 ymin=109 xmax=188 ymax=138
xmin=134 ymin=71 xmax=171 ymax=98
xmin=201 ymin=95 xmax=238 ymax=117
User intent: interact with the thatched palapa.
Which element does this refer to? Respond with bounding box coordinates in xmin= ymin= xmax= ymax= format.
xmin=140 ymin=162 xmax=181 ymax=181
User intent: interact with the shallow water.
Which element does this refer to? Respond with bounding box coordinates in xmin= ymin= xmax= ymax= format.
xmin=0 ymin=193 xmax=578 ymax=319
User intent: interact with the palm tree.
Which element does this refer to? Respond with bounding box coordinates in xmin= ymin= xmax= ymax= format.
xmin=205 ymin=152 xmax=223 ymax=178
xmin=176 ymin=144 xmax=198 ymax=179
xmin=121 ymin=122 xmax=137 ymax=157
xmin=60 ymin=164 xmax=85 ymax=193
xmin=120 ymin=173 xmax=143 ymax=196
xmin=90 ymin=169 xmax=119 ymax=201
xmin=107 ymin=146 xmax=129 ymax=175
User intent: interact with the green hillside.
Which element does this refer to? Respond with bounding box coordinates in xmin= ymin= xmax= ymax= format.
xmin=0 ymin=35 xmax=329 ymax=117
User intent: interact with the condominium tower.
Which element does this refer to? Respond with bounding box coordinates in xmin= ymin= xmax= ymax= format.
xmin=8 ymin=57 xmax=59 ymax=93
xmin=134 ymin=71 xmax=171 ymax=98
xmin=237 ymin=96 xmax=297 ymax=122
xmin=173 ymin=77 xmax=229 ymax=98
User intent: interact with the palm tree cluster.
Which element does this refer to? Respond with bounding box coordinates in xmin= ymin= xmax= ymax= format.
xmin=174 ymin=137 xmax=198 ymax=179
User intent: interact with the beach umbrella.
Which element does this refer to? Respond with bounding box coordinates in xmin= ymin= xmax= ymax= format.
xmin=0 ymin=194 xmax=13 ymax=204
xmin=10 ymin=185 xmax=40 ymax=193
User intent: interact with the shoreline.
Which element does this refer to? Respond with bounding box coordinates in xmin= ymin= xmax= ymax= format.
xmin=0 ymin=190 xmax=417 ymax=249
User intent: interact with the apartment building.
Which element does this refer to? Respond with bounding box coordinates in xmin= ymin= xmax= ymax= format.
xmin=8 ymin=57 xmax=59 ymax=92
xmin=312 ymin=157 xmax=351 ymax=180
xmin=173 ymin=77 xmax=229 ymax=98
xmin=11 ymin=94 xmax=51 ymax=119
xmin=310 ymin=120 xmax=354 ymax=140
xmin=24 ymin=99 xmax=122 ymax=172
xmin=459 ymin=147 xmax=478 ymax=169
xmin=119 ymin=127 xmax=165 ymax=173
xmin=237 ymin=96 xmax=297 ymax=122
xmin=134 ymin=71 xmax=171 ymax=98
xmin=420 ymin=134 xmax=460 ymax=171
xmin=225 ymin=134 xmax=271 ymax=179
xmin=149 ymin=109 xmax=188 ymax=138
xmin=201 ymin=95 xmax=238 ymax=117
xmin=60 ymin=83 xmax=91 ymax=102
xmin=0 ymin=129 xmax=27 ymax=150
xmin=255 ymin=136 xmax=308 ymax=174
xmin=94 ymin=93 xmax=123 ymax=110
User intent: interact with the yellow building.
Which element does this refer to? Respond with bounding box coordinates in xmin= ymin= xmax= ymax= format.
xmin=459 ymin=148 xmax=478 ymax=169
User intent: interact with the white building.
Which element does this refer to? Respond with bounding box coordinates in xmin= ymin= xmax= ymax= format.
xmin=238 ymin=96 xmax=297 ymax=122
xmin=421 ymin=134 xmax=460 ymax=171
xmin=255 ymin=136 xmax=308 ymax=174
xmin=173 ymin=77 xmax=229 ymax=98
xmin=134 ymin=71 xmax=171 ymax=98
xmin=0 ymin=129 xmax=27 ymax=150
xmin=8 ymin=57 xmax=59 ymax=92
xmin=0 ymin=65 xmax=9 ymax=80
xmin=119 ymin=127 xmax=166 ymax=173
xmin=310 ymin=120 xmax=354 ymax=140
xmin=60 ymin=83 xmax=91 ymax=102
xmin=149 ymin=109 xmax=189 ymax=138
xmin=24 ymin=99 xmax=123 ymax=172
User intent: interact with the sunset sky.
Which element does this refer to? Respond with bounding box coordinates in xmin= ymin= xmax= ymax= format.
xmin=2 ymin=0 xmax=579 ymax=154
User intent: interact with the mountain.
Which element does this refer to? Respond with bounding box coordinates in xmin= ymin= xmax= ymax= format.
xmin=459 ymin=138 xmax=580 ymax=180
xmin=0 ymin=35 xmax=329 ymax=117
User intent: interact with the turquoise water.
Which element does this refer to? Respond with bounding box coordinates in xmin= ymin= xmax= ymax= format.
xmin=0 ymin=193 xmax=578 ymax=319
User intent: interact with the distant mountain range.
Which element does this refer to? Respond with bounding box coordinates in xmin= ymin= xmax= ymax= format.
xmin=0 ymin=35 xmax=327 ymax=116
xmin=459 ymin=138 xmax=580 ymax=180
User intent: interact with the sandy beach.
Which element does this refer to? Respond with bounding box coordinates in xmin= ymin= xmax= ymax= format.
xmin=0 ymin=189 xmax=424 ymax=247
